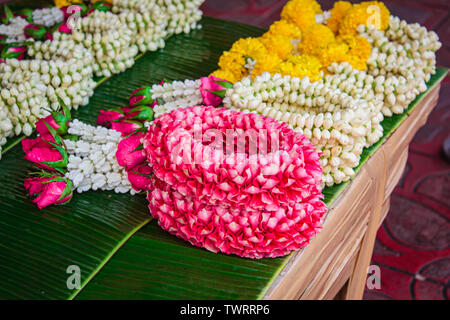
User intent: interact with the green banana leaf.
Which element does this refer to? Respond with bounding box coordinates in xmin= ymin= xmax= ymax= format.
xmin=76 ymin=67 xmax=447 ymax=300
xmin=0 ymin=10 xmax=447 ymax=299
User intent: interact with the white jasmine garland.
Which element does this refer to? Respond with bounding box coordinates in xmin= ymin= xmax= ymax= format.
xmin=64 ymin=120 xmax=136 ymax=195
xmin=32 ymin=7 xmax=64 ymax=27
xmin=0 ymin=1 xmax=204 ymax=159
xmin=151 ymin=79 xmax=203 ymax=118
xmin=223 ymin=72 xmax=383 ymax=187
xmin=357 ymin=15 xmax=441 ymax=116
xmin=0 ymin=16 xmax=28 ymax=43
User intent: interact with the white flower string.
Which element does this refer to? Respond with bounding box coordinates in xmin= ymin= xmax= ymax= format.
xmin=151 ymin=79 xmax=203 ymax=117
xmin=0 ymin=1 xmax=205 ymax=158
xmin=64 ymin=119 xmax=136 ymax=195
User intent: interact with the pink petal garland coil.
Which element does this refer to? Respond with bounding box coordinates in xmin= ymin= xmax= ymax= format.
xmin=144 ymin=106 xmax=327 ymax=259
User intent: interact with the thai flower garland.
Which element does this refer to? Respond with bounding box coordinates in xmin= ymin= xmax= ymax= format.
xmin=21 ymin=76 xmax=328 ymax=259
xmin=145 ymin=0 xmax=440 ymax=186
xmin=144 ymin=106 xmax=327 ymax=258
xmin=20 ymin=86 xmax=162 ymax=207
xmin=0 ymin=0 xmax=204 ymax=158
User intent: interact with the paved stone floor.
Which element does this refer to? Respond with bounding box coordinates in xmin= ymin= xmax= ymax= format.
xmin=201 ymin=0 xmax=450 ymax=300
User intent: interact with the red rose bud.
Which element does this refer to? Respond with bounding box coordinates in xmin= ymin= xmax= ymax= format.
xmin=129 ymin=86 xmax=153 ymax=107
xmin=93 ymin=1 xmax=113 ymax=12
xmin=45 ymin=32 xmax=54 ymax=41
xmin=24 ymin=24 xmax=48 ymax=40
xmin=25 ymin=175 xmax=73 ymax=209
xmin=1 ymin=44 xmax=27 ymax=60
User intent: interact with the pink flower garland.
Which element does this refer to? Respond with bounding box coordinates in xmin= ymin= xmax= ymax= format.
xmin=143 ymin=106 xmax=327 ymax=258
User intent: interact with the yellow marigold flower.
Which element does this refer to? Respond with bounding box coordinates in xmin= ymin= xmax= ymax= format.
xmin=338 ymin=36 xmax=372 ymax=70
xmin=271 ymin=55 xmax=322 ymax=82
xmin=298 ymin=24 xmax=335 ymax=56
xmin=218 ymin=51 xmax=248 ymax=81
xmin=229 ymin=37 xmax=268 ymax=61
xmin=338 ymin=1 xmax=390 ymax=36
xmin=54 ymin=0 xmax=83 ymax=7
xmin=338 ymin=35 xmax=371 ymax=70
xmin=327 ymin=1 xmax=353 ymax=34
xmin=211 ymin=69 xmax=238 ymax=83
xmin=259 ymin=34 xmax=295 ymax=60
xmin=280 ymin=0 xmax=317 ymax=32
xmin=252 ymin=53 xmax=282 ymax=78
xmin=265 ymin=20 xmax=302 ymax=40
xmin=316 ymin=41 xmax=349 ymax=68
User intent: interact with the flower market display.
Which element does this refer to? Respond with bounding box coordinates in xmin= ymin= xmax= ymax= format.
xmin=112 ymin=0 xmax=442 ymax=187
xmin=0 ymin=0 xmax=204 ymax=158
xmin=14 ymin=0 xmax=443 ymax=261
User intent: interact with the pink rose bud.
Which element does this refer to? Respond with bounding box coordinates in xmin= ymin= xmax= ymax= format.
xmin=199 ymin=75 xmax=233 ymax=107
xmin=97 ymin=109 xmax=125 ymax=127
xmin=116 ymin=133 xmax=146 ymax=171
xmin=25 ymin=175 xmax=73 ymax=210
xmin=22 ymin=135 xmax=68 ymax=173
xmin=128 ymin=104 xmax=155 ymax=122
xmin=129 ymin=86 xmax=154 ymax=107
xmin=24 ymin=24 xmax=47 ymax=40
xmin=127 ymin=162 xmax=152 ymax=192
xmin=1 ymin=44 xmax=27 ymax=60
xmin=58 ymin=22 xmax=73 ymax=34
xmin=111 ymin=119 xmax=144 ymax=137
xmin=35 ymin=98 xmax=71 ymax=137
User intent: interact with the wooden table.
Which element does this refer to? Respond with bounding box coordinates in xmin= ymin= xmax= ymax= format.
xmin=263 ymin=83 xmax=444 ymax=300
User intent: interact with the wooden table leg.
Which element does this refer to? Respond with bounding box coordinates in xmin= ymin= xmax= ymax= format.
xmin=344 ymin=150 xmax=387 ymax=299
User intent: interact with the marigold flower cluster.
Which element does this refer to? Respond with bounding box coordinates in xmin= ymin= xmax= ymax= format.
xmin=212 ymin=0 xmax=389 ymax=83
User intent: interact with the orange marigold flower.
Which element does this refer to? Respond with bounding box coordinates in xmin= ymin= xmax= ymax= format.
xmin=252 ymin=53 xmax=283 ymax=78
xmin=211 ymin=69 xmax=238 ymax=83
xmin=338 ymin=35 xmax=371 ymax=70
xmin=280 ymin=0 xmax=318 ymax=32
xmin=260 ymin=34 xmax=295 ymax=60
xmin=271 ymin=55 xmax=322 ymax=82
xmin=338 ymin=1 xmax=390 ymax=36
xmin=298 ymin=24 xmax=335 ymax=56
xmin=229 ymin=37 xmax=268 ymax=61
xmin=316 ymin=41 xmax=349 ymax=69
xmin=265 ymin=20 xmax=302 ymax=40
xmin=218 ymin=51 xmax=247 ymax=81
xmin=327 ymin=1 xmax=353 ymax=34
xmin=54 ymin=0 xmax=82 ymax=7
